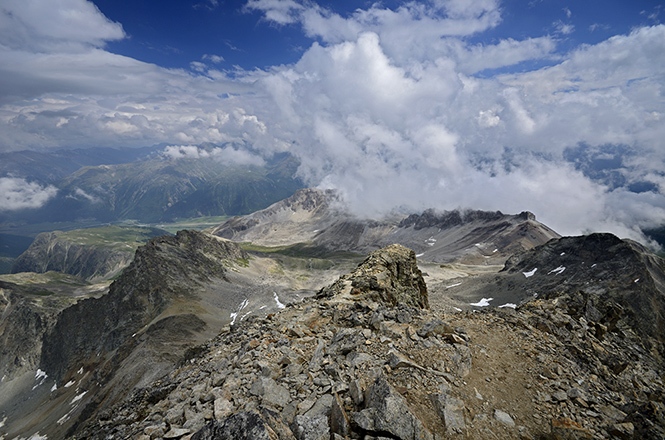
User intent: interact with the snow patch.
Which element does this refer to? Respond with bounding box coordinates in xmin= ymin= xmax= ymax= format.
xmin=27 ymin=433 xmax=48 ymax=440
xmin=273 ymin=292 xmax=286 ymax=309
xmin=446 ymin=282 xmax=462 ymax=289
xmin=560 ymin=252 xmax=566 ymax=256
xmin=634 ymin=278 xmax=640 ymax=283
xmin=453 ymin=307 xmax=462 ymax=312
xmin=548 ymin=266 xmax=566 ymax=275
xmin=425 ymin=237 xmax=436 ymax=247
xmin=523 ymin=268 xmax=537 ymax=278
xmin=230 ymin=298 xmax=249 ymax=325
xmin=71 ymin=391 xmax=87 ymax=405
xmin=33 ymin=369 xmax=48 ymax=389
xmin=415 ymin=253 xmax=424 ymax=257
xmin=77 ymin=367 xmax=83 ymax=375
xmin=499 ymin=303 xmax=517 ymax=309
xmin=51 ymin=383 xmax=58 ymax=392
xmin=64 ymin=380 xmax=75 ymax=388
xmin=470 ymin=298 xmax=493 ymax=307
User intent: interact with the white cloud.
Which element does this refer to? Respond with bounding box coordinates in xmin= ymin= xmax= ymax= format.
xmin=0 ymin=0 xmax=125 ymax=52
xmin=203 ymin=54 xmax=225 ymax=64
xmin=0 ymin=0 xmax=664 ymax=243
xmin=245 ymin=0 xmax=305 ymax=25
xmin=553 ymin=20 xmax=574 ymax=35
xmin=0 ymin=177 xmax=58 ymax=211
xmin=162 ymin=145 xmax=266 ymax=166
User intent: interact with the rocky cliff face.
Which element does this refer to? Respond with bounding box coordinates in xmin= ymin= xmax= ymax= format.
xmin=67 ymin=243 xmax=665 ymax=440
xmin=0 ymin=273 xmax=104 ymax=384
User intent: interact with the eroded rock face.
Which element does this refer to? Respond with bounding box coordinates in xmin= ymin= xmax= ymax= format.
xmin=317 ymin=244 xmax=429 ymax=309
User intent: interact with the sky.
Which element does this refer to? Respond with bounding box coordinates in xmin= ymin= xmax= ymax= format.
xmin=0 ymin=0 xmax=664 ymax=243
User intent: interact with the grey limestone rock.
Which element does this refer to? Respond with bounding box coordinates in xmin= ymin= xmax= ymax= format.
xmin=430 ymin=393 xmax=466 ymax=434
xmin=494 ymin=409 xmax=515 ymax=428
xmin=353 ymin=376 xmax=433 ymax=440
xmin=291 ymin=414 xmax=330 ymax=440
xmin=250 ymin=377 xmax=291 ymax=409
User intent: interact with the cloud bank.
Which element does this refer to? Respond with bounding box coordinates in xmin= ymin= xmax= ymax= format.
xmin=0 ymin=0 xmax=664 ymax=243
xmin=162 ymin=145 xmax=266 ymax=166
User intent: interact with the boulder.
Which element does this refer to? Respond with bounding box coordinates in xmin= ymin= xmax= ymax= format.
xmin=353 ymin=376 xmax=433 ymax=440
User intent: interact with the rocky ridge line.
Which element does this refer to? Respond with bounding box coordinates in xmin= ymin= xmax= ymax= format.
xmin=71 ymin=244 xmax=664 ymax=440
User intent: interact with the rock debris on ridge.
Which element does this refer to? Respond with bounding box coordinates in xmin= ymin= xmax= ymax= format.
xmin=71 ymin=243 xmax=665 ymax=440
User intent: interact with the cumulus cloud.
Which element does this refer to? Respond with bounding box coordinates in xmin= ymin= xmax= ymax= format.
xmin=0 ymin=177 xmax=58 ymax=211
xmin=0 ymin=0 xmax=664 ymax=243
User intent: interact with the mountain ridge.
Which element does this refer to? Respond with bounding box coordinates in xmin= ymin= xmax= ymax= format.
xmin=210 ymin=188 xmax=560 ymax=264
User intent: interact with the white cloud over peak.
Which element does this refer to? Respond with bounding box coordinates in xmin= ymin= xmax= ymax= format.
xmin=0 ymin=177 xmax=58 ymax=211
xmin=0 ymin=0 xmax=664 ymax=242
xmin=162 ymin=145 xmax=266 ymax=166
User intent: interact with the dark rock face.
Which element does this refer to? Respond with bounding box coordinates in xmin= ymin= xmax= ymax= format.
xmin=40 ymin=230 xmax=247 ymax=384
xmin=192 ymin=410 xmax=295 ymax=440
xmin=502 ymin=233 xmax=665 ymax=358
xmin=0 ymin=286 xmax=49 ymax=380
xmin=318 ymin=243 xmax=429 ymax=309
xmin=398 ymin=208 xmax=508 ymax=230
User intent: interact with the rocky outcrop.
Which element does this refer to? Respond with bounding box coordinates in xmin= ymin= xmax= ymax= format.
xmin=0 ymin=274 xmax=98 ymax=383
xmin=40 ymin=230 xmax=249 ymax=384
xmin=501 ymin=233 xmax=665 ymax=359
xmin=0 ymin=231 xmax=268 ymax=440
xmin=317 ymin=244 xmax=429 ymax=309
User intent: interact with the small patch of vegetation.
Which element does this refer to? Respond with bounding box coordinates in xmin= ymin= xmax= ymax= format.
xmin=235 ymin=257 xmax=250 ymax=268
xmin=240 ymin=242 xmax=362 ymax=260
xmin=59 ymin=225 xmax=169 ymax=251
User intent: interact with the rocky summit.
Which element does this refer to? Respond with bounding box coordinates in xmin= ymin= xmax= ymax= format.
xmin=64 ymin=243 xmax=664 ymax=440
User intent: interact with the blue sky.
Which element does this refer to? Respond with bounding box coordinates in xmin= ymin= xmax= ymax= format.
xmin=89 ymin=0 xmax=662 ymax=71
xmin=1 ymin=0 xmax=664 ymax=242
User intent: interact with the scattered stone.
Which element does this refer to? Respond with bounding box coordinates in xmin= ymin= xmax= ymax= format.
xmin=494 ymin=409 xmax=515 ymax=428
xmin=431 ymin=393 xmax=466 ymax=434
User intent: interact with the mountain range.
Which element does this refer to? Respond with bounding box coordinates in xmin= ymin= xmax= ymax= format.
xmin=0 ymin=188 xmax=663 ymax=439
